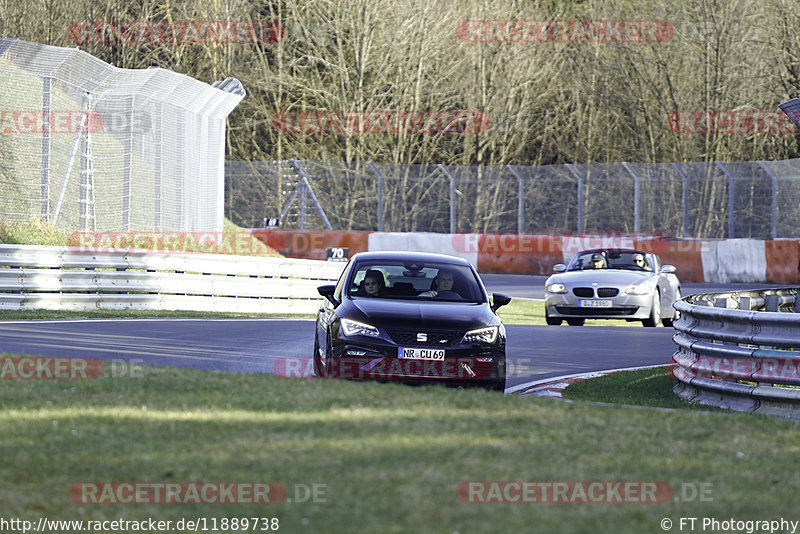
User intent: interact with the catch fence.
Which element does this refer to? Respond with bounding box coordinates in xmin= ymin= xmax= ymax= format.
xmin=226 ymin=158 xmax=800 ymax=238
xmin=0 ymin=37 xmax=244 ymax=233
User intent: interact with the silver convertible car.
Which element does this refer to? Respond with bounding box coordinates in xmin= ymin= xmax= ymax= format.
xmin=544 ymin=248 xmax=681 ymax=327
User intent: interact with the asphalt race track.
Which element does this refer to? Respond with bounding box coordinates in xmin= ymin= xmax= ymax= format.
xmin=0 ymin=273 xmax=785 ymax=391
xmin=0 ymin=319 xmax=676 ymax=391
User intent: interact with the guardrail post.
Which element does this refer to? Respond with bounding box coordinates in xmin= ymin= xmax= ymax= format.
xmin=738 ymin=297 xmax=751 ymax=311
xmin=795 ymin=294 xmax=800 ymax=313
xmin=714 ymin=297 xmax=727 ymax=308
xmin=766 ymin=294 xmax=779 ymax=312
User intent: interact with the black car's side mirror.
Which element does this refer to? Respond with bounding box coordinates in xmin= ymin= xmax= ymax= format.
xmin=317 ymin=284 xmax=340 ymax=307
xmin=491 ymin=292 xmax=512 ymax=312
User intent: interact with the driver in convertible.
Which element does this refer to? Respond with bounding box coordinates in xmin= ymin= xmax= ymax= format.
xmin=632 ymin=253 xmax=647 ymax=270
xmin=590 ymin=253 xmax=606 ymax=269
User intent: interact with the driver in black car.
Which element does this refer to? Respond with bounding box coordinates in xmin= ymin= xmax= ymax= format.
xmin=419 ymin=269 xmax=458 ymax=298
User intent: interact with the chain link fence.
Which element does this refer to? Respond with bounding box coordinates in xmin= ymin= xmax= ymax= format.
xmin=226 ymin=158 xmax=800 ymax=239
xmin=0 ymin=38 xmax=244 ymax=233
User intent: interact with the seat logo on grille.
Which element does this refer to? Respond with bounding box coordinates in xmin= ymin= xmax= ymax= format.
xmin=417 ymin=333 xmax=428 ymax=342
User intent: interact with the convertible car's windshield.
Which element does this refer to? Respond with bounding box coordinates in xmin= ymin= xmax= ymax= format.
xmin=568 ymin=251 xmax=654 ymax=272
xmin=348 ymin=261 xmax=485 ymax=303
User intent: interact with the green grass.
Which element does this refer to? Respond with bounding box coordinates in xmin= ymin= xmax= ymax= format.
xmin=0 ymin=362 xmax=797 ymax=532
xmin=0 ymin=218 xmax=71 ymax=246
xmin=562 ymin=366 xmax=724 ymax=411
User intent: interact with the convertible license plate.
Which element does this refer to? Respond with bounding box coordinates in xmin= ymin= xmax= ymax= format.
xmin=580 ymin=299 xmax=613 ymax=308
xmin=398 ymin=348 xmax=445 ymax=360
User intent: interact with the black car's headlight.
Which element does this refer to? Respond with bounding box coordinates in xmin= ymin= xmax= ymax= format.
xmin=462 ymin=326 xmax=499 ymax=344
xmin=340 ymin=319 xmax=381 ymax=338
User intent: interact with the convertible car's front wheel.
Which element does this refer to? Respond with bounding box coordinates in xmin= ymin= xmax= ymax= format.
xmin=661 ymin=288 xmax=680 ymax=327
xmin=545 ymin=312 xmax=563 ymax=326
xmin=642 ymin=291 xmax=661 ymax=327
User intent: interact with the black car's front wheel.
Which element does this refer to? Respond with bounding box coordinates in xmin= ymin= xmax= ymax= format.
xmin=313 ymin=331 xmax=324 ymax=377
xmin=487 ymin=364 xmax=506 ymax=392
xmin=323 ymin=330 xmax=335 ymax=377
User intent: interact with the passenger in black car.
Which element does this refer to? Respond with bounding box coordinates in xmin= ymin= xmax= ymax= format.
xmin=360 ymin=269 xmax=387 ymax=297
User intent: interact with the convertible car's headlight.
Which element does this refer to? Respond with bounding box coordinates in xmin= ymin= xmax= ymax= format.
xmin=462 ymin=326 xmax=499 ymax=344
xmin=624 ymin=283 xmax=654 ymax=295
xmin=340 ymin=319 xmax=381 ymax=338
xmin=546 ymin=283 xmax=568 ymax=294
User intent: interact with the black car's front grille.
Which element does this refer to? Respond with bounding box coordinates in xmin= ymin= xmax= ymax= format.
xmin=596 ymin=287 xmax=619 ymax=297
xmin=573 ymin=287 xmax=594 ymax=298
xmin=385 ymin=329 xmax=464 ymax=347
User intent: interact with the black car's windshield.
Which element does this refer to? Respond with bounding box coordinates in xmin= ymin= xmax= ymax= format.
xmin=348 ymin=261 xmax=486 ymax=303
xmin=568 ymin=251 xmax=654 ymax=272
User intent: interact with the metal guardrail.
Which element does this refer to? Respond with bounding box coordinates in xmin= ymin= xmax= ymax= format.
xmin=672 ymin=288 xmax=800 ymax=419
xmin=0 ymin=245 xmax=344 ymax=314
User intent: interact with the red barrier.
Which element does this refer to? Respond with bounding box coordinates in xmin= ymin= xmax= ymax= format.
xmin=765 ymin=240 xmax=800 ymax=284
xmin=250 ymin=231 xmax=800 ymax=284
xmin=474 ymin=234 xmax=562 ymax=274
xmin=249 ymin=230 xmax=369 ymax=260
xmin=634 ymin=239 xmax=705 ymax=282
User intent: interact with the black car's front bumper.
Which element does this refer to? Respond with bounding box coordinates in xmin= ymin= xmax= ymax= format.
xmin=325 ymin=336 xmax=506 ymax=389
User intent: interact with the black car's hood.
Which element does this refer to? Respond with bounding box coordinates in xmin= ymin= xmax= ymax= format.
xmin=347 ymin=297 xmax=495 ymax=331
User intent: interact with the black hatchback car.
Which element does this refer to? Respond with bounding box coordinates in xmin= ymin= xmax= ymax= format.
xmin=313 ymin=251 xmax=511 ymax=391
